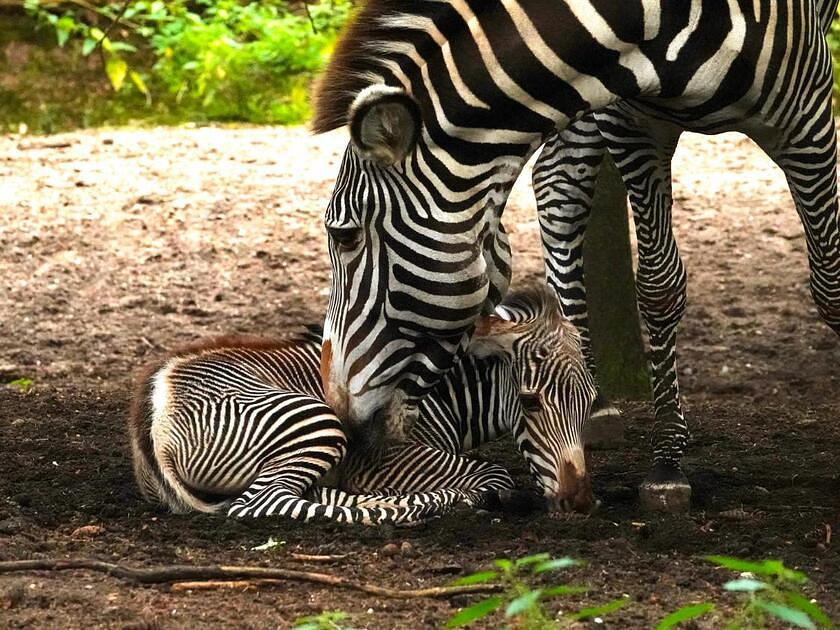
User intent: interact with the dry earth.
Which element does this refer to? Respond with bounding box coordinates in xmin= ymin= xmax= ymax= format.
xmin=0 ymin=126 xmax=838 ymax=628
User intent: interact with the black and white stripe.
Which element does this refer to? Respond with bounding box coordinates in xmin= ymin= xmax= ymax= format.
xmin=127 ymin=290 xmax=596 ymax=523
xmin=313 ymin=0 xmax=840 ymax=500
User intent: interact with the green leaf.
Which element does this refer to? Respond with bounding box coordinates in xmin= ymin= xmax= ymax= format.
xmin=55 ymin=15 xmax=74 ymax=47
xmin=761 ymin=560 xmax=808 ymax=584
xmin=724 ymin=579 xmax=768 ymax=592
xmin=129 ymin=71 xmax=150 ymax=100
xmin=493 ymin=559 xmax=513 ymax=571
xmin=543 ymin=585 xmax=589 ymax=597
xmin=81 ymin=37 xmax=97 ymax=56
xmin=656 ymin=603 xmax=715 ymax=630
xmin=505 ymin=590 xmax=542 ymax=617
xmin=293 ymin=611 xmax=348 ymax=628
xmin=534 ymin=557 xmax=581 ymax=574
xmin=706 ymin=555 xmax=771 ymax=575
xmin=784 ymin=593 xmax=835 ymax=629
xmin=451 ymin=571 xmax=498 ymax=586
xmin=706 ymin=556 xmax=808 ymax=583
xmin=446 ymin=597 xmax=503 ymax=628
xmin=8 ymin=377 xmax=33 ymax=393
xmin=105 ymin=56 xmax=128 ymax=91
xmin=571 ymin=597 xmax=630 ymax=620
xmin=755 ymin=600 xmax=817 ymax=629
xmin=512 ymin=553 xmax=551 ymax=569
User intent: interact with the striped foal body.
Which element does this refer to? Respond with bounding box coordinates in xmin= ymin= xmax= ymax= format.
xmin=313 ymin=0 xmax=840 ymax=503
xmin=127 ymin=290 xmax=596 ymax=522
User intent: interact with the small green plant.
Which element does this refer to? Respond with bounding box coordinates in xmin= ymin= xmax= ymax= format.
xmin=708 ymin=556 xmax=833 ymax=629
xmin=293 ymin=611 xmax=354 ymax=630
xmin=7 ymin=377 xmax=34 ymax=393
xmin=659 ymin=557 xmax=834 ymax=630
xmin=446 ymin=553 xmax=629 ymax=629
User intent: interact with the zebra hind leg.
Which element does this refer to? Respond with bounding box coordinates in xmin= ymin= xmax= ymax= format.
xmin=760 ymin=92 xmax=840 ymax=341
xmin=534 ymin=116 xmax=623 ymax=445
xmin=597 ymin=109 xmax=692 ymax=512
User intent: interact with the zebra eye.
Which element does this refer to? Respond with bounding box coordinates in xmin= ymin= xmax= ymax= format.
xmin=328 ymin=227 xmax=362 ymax=251
xmin=520 ymin=392 xmax=542 ymax=413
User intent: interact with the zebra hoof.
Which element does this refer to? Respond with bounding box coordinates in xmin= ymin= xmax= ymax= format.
xmin=639 ymin=463 xmax=692 ymax=513
xmin=583 ymin=395 xmax=624 ymax=449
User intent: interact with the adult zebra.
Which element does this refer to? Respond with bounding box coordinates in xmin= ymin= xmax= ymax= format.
xmin=534 ymin=0 xmax=840 ymax=511
xmin=313 ymin=0 xmax=840 ymax=510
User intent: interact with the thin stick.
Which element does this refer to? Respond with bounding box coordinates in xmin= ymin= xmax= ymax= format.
xmin=0 ymin=559 xmax=499 ymax=600
xmin=96 ymin=0 xmax=133 ymax=51
xmin=290 ymin=553 xmax=349 ymax=563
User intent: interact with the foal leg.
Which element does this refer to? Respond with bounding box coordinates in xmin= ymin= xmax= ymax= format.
xmin=339 ymin=443 xmax=528 ymax=512
xmin=596 ymin=107 xmax=691 ymax=512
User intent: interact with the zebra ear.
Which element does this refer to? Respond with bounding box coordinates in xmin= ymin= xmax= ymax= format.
xmin=349 ymin=86 xmax=420 ymax=166
xmin=468 ymin=315 xmax=518 ymax=359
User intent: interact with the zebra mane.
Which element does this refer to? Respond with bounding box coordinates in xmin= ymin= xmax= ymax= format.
xmin=312 ymin=0 xmax=433 ymax=134
xmin=497 ymin=286 xmax=564 ymax=325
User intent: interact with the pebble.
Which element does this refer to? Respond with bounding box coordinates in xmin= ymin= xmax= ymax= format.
xmin=381 ymin=543 xmax=400 ymax=557
xmin=71 ymin=524 xmax=105 ymax=538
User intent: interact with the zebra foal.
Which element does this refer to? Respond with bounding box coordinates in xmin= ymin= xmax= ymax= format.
xmin=127 ymin=289 xmax=596 ymax=523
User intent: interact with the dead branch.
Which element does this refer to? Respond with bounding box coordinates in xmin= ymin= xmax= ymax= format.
xmin=289 ymin=553 xmax=349 ymax=563
xmin=0 ymin=559 xmax=500 ymax=599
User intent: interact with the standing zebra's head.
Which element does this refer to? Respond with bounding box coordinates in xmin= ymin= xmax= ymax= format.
xmin=317 ymin=85 xmax=516 ymax=449
xmin=311 ymin=3 xmax=549 ymax=448
xmin=471 ymin=289 xmax=597 ymax=513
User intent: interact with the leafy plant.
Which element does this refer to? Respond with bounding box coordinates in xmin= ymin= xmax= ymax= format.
xmin=659 ymin=557 xmax=834 ymax=630
xmin=446 ymin=553 xmax=629 ymax=629
xmin=707 ymin=556 xmax=834 ymax=630
xmin=7 ymin=377 xmax=34 ymax=393
xmin=294 ymin=611 xmax=354 ymax=630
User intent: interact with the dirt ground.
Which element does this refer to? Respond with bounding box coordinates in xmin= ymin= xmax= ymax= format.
xmin=1 ymin=126 xmax=838 ymax=629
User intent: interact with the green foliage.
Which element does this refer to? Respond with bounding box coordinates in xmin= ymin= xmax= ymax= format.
xmin=659 ymin=557 xmax=834 ymax=630
xmin=447 ymin=553 xmax=628 ymax=629
xmin=293 ymin=611 xmax=354 ymax=630
xmin=656 ymin=603 xmax=716 ymax=630
xmin=21 ymin=0 xmax=351 ymax=127
xmin=7 ymin=377 xmax=34 ymax=393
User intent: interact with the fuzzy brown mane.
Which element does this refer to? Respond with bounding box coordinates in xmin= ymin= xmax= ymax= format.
xmin=312 ymin=0 xmax=420 ymax=134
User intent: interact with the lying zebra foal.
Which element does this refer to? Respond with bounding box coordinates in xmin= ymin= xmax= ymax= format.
xmin=128 ymin=289 xmax=596 ymax=525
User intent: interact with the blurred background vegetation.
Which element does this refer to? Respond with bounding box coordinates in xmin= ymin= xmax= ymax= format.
xmin=0 ymin=0 xmax=350 ymax=132
xmin=1 ymin=2 xmax=839 ymax=134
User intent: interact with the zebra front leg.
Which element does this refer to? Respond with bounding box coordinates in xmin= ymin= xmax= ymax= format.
xmin=598 ymin=110 xmax=691 ymax=512
xmin=534 ymin=116 xmax=623 ymax=445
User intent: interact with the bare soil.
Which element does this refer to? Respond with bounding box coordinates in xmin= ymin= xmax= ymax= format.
xmin=0 ymin=126 xmax=838 ymax=629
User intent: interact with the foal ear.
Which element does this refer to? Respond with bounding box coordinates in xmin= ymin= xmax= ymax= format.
xmin=349 ymin=86 xmax=421 ymax=166
xmin=468 ymin=315 xmax=519 ymax=359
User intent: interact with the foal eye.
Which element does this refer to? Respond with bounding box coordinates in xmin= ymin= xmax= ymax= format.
xmin=327 ymin=227 xmax=362 ymax=250
xmin=519 ymin=392 xmax=542 ymax=413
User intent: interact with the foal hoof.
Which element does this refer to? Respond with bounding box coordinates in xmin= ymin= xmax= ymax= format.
xmin=583 ymin=395 xmax=625 ymax=449
xmin=639 ymin=463 xmax=692 ymax=513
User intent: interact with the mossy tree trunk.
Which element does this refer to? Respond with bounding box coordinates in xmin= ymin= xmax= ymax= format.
xmin=584 ymin=155 xmax=651 ymax=400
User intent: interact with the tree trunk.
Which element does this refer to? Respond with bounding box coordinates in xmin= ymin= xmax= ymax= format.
xmin=583 ymin=155 xmax=651 ymax=400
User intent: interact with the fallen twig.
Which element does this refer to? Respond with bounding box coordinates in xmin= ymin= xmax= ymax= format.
xmin=0 ymin=559 xmax=499 ymax=599
xmin=289 ymin=553 xmax=349 ymax=563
